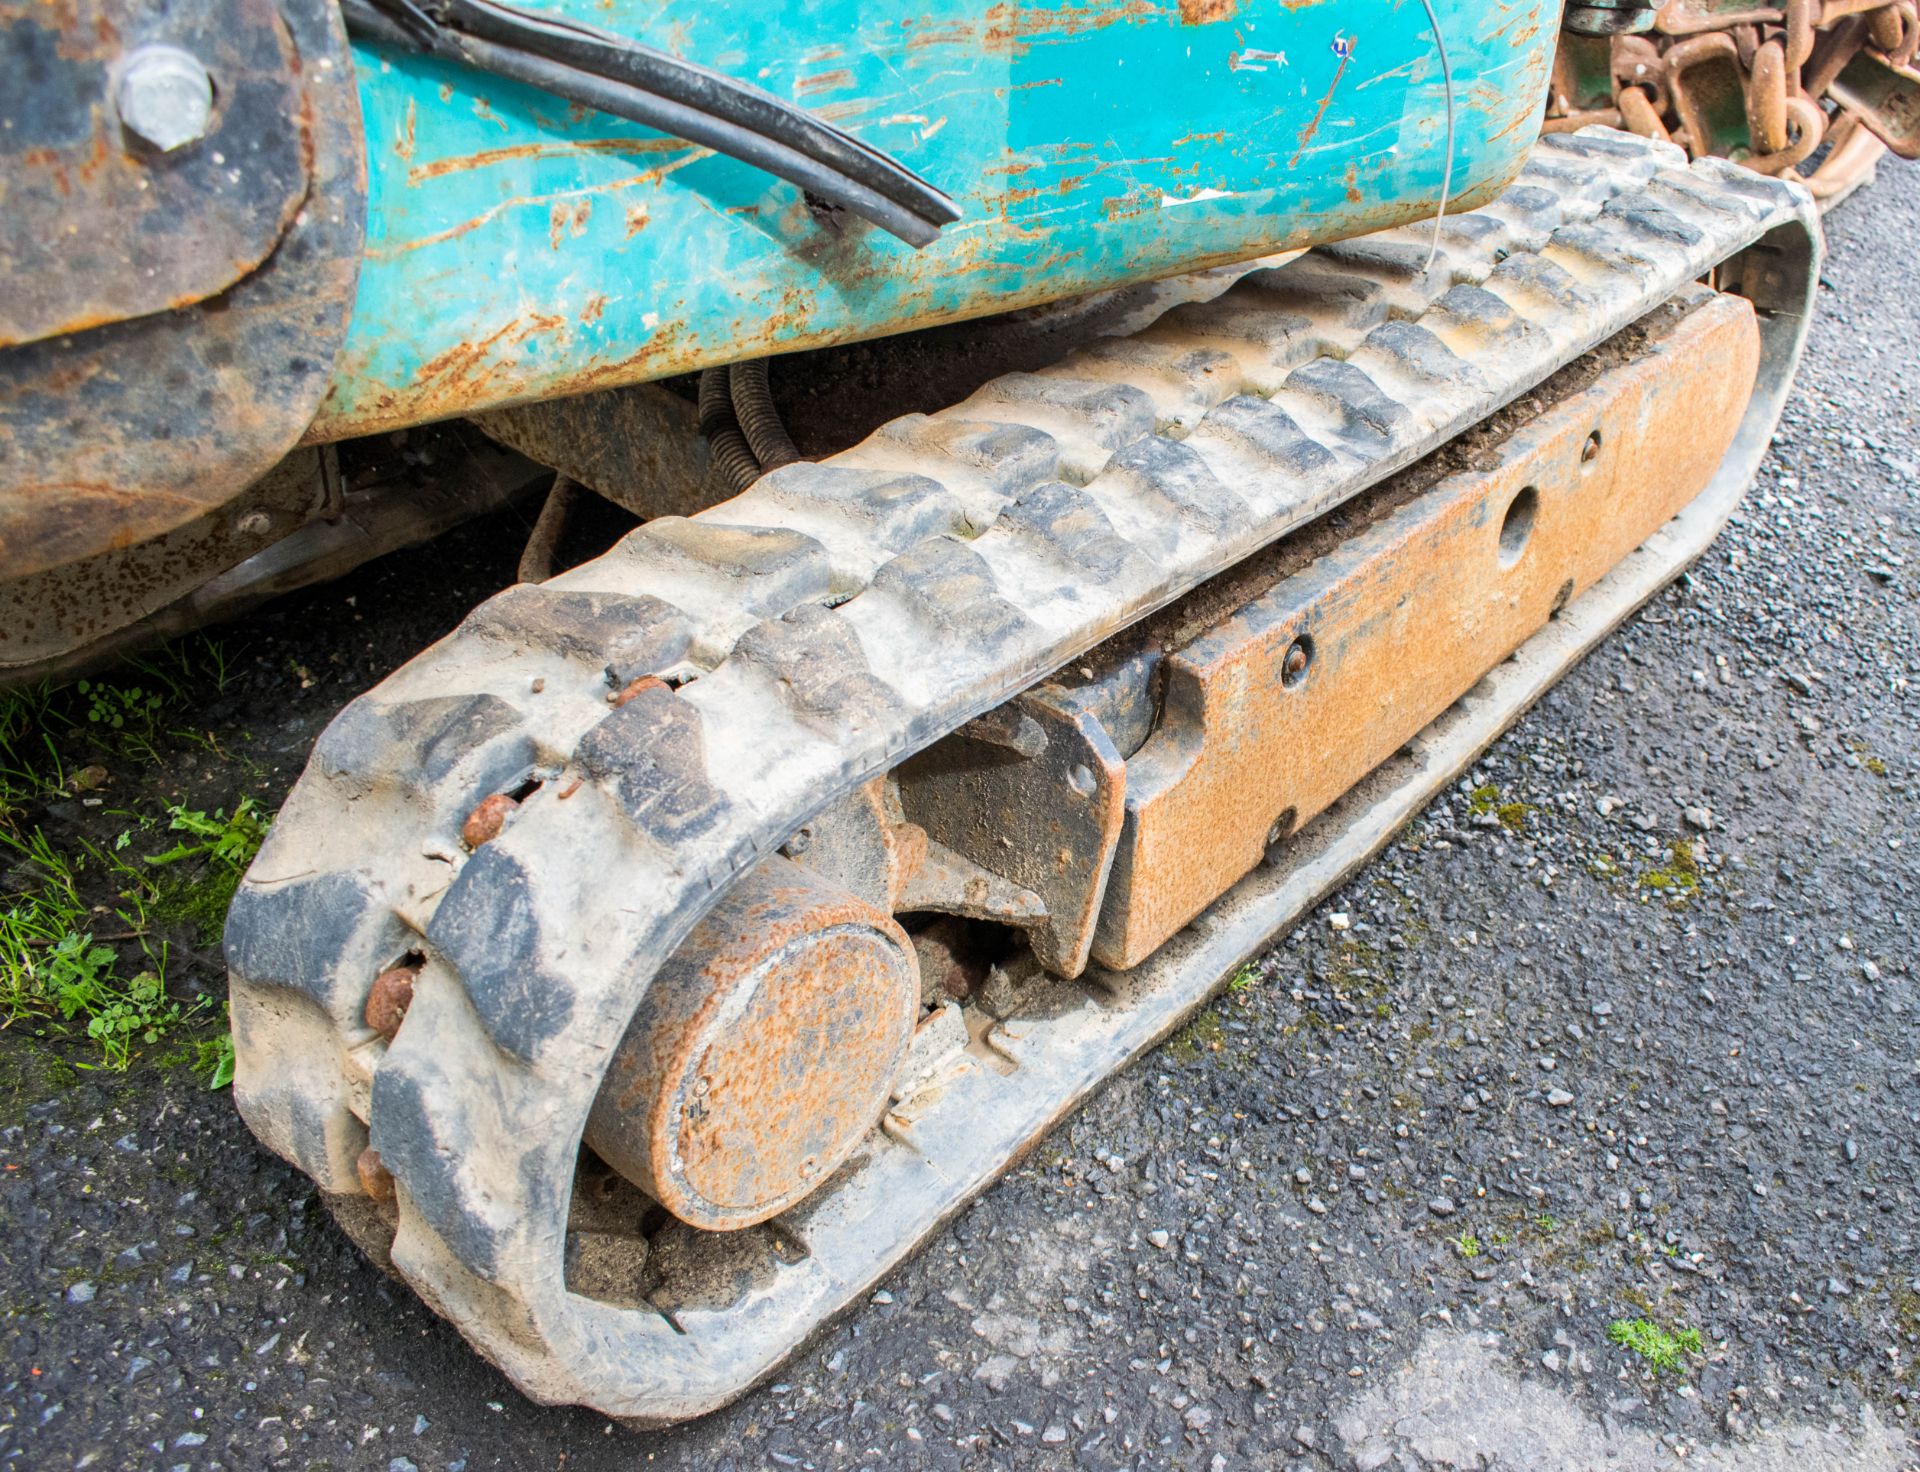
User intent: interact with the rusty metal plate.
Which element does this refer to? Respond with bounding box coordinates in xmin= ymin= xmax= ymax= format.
xmin=0 ymin=0 xmax=364 ymax=587
xmin=898 ymin=687 xmax=1127 ymax=978
xmin=0 ymin=0 xmax=309 ymax=348
xmin=1092 ymin=291 xmax=1761 ymax=970
xmin=468 ymin=382 xmax=715 ymax=521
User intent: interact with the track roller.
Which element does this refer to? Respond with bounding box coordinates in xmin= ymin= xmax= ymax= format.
xmin=584 ymin=857 xmax=918 ymax=1231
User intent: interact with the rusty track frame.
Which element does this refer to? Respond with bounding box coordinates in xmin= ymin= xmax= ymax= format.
xmin=228 ymin=132 xmax=1820 ymax=1423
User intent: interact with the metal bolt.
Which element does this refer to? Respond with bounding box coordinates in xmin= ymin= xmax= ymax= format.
xmin=364 ymin=964 xmax=420 ymax=1040
xmin=461 ymin=792 xmax=519 ymax=850
xmin=356 ymin=1146 xmax=397 ymax=1204
xmin=1282 ymin=636 xmax=1313 ymax=688
xmin=117 ymin=45 xmax=214 ymax=154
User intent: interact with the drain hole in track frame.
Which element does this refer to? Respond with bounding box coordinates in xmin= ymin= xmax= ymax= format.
xmin=1498 ymin=485 xmax=1539 ymax=568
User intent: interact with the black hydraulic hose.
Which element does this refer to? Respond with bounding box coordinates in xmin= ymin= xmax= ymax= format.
xmin=727 ymin=360 xmax=802 ymax=473
xmin=341 ymin=0 xmax=955 ymax=247
xmin=442 ymin=0 xmax=959 ymax=231
xmin=697 ymin=368 xmax=763 ymax=495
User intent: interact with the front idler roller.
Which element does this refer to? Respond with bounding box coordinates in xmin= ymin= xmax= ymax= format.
xmin=584 ymin=856 xmax=919 ymax=1231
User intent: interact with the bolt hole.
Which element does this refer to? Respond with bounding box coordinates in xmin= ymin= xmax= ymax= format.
xmin=1067 ymin=763 xmax=1097 ymax=797
xmin=1498 ymin=486 xmax=1539 ymax=568
xmin=1281 ymin=635 xmax=1314 ymax=689
xmin=1581 ymin=430 xmax=1602 ymax=464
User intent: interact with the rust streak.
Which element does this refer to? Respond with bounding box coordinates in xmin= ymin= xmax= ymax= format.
xmin=407 ymin=136 xmax=691 ymax=185
xmin=795 ymin=68 xmax=856 ymax=95
xmin=981 ymin=0 xmax=1161 ymax=57
xmin=373 ymin=154 xmax=710 ymax=259
xmin=1289 ymin=50 xmax=1353 ymax=166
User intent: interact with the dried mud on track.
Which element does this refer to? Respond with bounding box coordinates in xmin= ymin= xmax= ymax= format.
xmin=4 ymin=172 xmax=1919 ymax=1471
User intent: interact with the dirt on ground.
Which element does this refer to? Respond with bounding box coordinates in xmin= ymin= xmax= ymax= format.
xmin=2 ymin=167 xmax=1917 ymax=1472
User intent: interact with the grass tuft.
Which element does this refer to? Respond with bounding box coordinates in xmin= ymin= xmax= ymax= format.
xmin=1607 ymin=1317 xmax=1703 ymax=1374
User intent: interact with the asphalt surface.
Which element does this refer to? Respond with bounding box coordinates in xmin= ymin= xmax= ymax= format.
xmin=4 ymin=163 xmax=1919 ymax=1472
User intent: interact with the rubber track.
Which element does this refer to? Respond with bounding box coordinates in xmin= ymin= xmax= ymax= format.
xmin=228 ymin=131 xmax=1813 ymax=1415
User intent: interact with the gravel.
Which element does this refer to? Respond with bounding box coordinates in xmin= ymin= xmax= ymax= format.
xmin=4 ymin=168 xmax=1919 ymax=1470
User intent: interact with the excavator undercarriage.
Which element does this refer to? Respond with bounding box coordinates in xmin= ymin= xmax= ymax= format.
xmin=223 ymin=132 xmax=1818 ymax=1420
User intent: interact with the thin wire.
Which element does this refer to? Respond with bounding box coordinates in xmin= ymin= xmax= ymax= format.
xmin=1414 ymin=0 xmax=1456 ymax=271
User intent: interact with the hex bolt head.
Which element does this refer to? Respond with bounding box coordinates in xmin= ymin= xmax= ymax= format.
xmin=117 ymin=45 xmax=214 ymax=153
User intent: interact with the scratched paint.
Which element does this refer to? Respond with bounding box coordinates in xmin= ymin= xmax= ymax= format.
xmin=309 ymin=0 xmax=1554 ymax=439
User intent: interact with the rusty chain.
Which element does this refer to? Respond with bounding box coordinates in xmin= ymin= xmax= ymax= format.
xmin=1546 ymin=0 xmax=1920 ymax=202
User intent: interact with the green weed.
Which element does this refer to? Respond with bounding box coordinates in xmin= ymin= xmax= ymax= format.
xmin=2 ymin=823 xmax=217 ymax=1069
xmin=77 ymin=680 xmax=163 ymax=737
xmin=56 ymin=959 xmax=200 ymax=1071
xmin=1226 ymin=962 xmax=1261 ymax=994
xmin=181 ymin=1028 xmax=240 ymax=1090
xmin=1453 ymin=1231 xmax=1481 ymax=1259
xmin=1638 ymin=839 xmax=1701 ymax=902
xmin=145 ymin=800 xmax=269 ymax=946
xmin=1607 ymin=1317 xmax=1703 ymax=1375
xmin=1 ymin=828 xmax=91 ymax=1021
xmin=0 ymin=685 xmax=70 ymax=826
xmin=195 ymin=1029 xmax=236 ymax=1089
xmin=146 ymin=799 xmax=269 ymax=872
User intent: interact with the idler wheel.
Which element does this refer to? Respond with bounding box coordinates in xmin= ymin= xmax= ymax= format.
xmin=585 ymin=856 xmax=918 ymax=1230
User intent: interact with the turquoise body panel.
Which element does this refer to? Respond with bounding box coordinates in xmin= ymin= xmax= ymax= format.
xmin=310 ymin=0 xmax=1553 ymax=439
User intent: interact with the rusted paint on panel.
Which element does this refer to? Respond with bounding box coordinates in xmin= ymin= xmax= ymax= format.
xmin=310 ymin=0 xmax=1549 ymax=438
xmin=1093 ymin=293 xmax=1761 ymax=969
